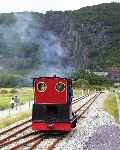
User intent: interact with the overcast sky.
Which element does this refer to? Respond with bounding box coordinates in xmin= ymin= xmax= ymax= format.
xmin=0 ymin=0 xmax=119 ymax=13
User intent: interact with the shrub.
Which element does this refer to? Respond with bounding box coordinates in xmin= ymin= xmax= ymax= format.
xmin=69 ymin=69 xmax=113 ymax=87
xmin=10 ymin=89 xmax=18 ymax=94
xmin=0 ymin=89 xmax=8 ymax=94
xmin=0 ymin=74 xmax=23 ymax=87
xmin=76 ymin=79 xmax=89 ymax=89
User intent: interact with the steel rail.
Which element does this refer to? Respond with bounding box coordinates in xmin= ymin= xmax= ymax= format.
xmin=0 ymin=118 xmax=31 ymax=136
xmin=0 ymin=124 xmax=31 ymax=143
xmin=28 ymin=137 xmax=44 ymax=150
xmin=0 ymin=93 xmax=101 ymax=150
xmin=47 ymin=136 xmax=65 ymax=150
xmin=72 ymin=93 xmax=90 ymax=104
xmin=0 ymin=132 xmax=36 ymax=148
xmin=74 ymin=94 xmax=99 ymax=114
xmin=72 ymin=93 xmax=101 ymax=123
xmin=9 ymin=135 xmax=44 ymax=150
xmin=47 ymin=93 xmax=101 ymax=150
xmin=77 ymin=93 xmax=101 ymax=120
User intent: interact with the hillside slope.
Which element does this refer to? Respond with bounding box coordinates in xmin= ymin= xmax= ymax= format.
xmin=0 ymin=2 xmax=120 ymax=84
xmin=44 ymin=2 xmax=120 ymax=70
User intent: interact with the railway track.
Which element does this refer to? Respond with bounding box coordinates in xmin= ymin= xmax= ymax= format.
xmin=73 ymin=93 xmax=101 ymax=121
xmin=47 ymin=135 xmax=67 ymax=150
xmin=0 ymin=93 xmax=90 ymax=144
xmin=0 ymin=118 xmax=31 ymax=136
xmin=72 ymin=93 xmax=90 ymax=104
xmin=0 ymin=93 xmax=100 ymax=150
xmin=9 ymin=133 xmax=44 ymax=150
xmin=45 ymin=93 xmax=101 ymax=150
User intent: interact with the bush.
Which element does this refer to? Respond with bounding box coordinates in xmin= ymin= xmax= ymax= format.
xmin=69 ymin=69 xmax=113 ymax=87
xmin=0 ymin=74 xmax=24 ymax=87
xmin=10 ymin=89 xmax=18 ymax=94
xmin=73 ymin=79 xmax=89 ymax=89
xmin=0 ymin=89 xmax=8 ymax=94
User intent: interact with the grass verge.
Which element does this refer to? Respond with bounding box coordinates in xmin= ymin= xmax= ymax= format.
xmin=0 ymin=87 xmax=33 ymax=110
xmin=0 ymin=111 xmax=31 ymax=129
xmin=103 ymin=94 xmax=119 ymax=123
xmin=73 ymin=88 xmax=88 ymax=97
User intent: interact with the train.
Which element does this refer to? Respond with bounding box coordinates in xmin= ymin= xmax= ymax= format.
xmin=32 ymin=76 xmax=77 ymax=132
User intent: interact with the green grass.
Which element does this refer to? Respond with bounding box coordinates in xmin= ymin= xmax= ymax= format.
xmin=103 ymin=94 xmax=119 ymax=123
xmin=73 ymin=88 xmax=88 ymax=97
xmin=0 ymin=87 xmax=89 ymax=110
xmin=0 ymin=87 xmax=33 ymax=110
xmin=118 ymin=91 xmax=120 ymax=99
xmin=0 ymin=111 xmax=31 ymax=129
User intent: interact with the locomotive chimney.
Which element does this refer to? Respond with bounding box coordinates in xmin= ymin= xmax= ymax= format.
xmin=53 ymin=75 xmax=56 ymax=77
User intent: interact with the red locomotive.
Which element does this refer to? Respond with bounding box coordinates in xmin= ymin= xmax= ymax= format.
xmin=32 ymin=76 xmax=77 ymax=132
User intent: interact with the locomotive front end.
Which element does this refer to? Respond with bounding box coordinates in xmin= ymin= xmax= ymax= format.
xmin=32 ymin=76 xmax=74 ymax=132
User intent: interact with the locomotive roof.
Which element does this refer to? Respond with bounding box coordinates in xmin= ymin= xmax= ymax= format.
xmin=33 ymin=76 xmax=72 ymax=83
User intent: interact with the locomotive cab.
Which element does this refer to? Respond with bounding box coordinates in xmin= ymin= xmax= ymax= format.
xmin=32 ymin=76 xmax=76 ymax=132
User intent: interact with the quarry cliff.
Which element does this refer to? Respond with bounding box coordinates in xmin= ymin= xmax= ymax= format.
xmin=0 ymin=2 xmax=120 ymax=80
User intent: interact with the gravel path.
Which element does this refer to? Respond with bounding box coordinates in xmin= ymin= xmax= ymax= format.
xmin=84 ymin=125 xmax=120 ymax=150
xmin=55 ymin=91 xmax=120 ymax=150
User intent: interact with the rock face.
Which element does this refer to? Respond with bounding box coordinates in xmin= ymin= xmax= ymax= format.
xmin=44 ymin=11 xmax=89 ymax=69
xmin=43 ymin=8 xmax=113 ymax=70
xmin=0 ymin=3 xmax=120 ymax=75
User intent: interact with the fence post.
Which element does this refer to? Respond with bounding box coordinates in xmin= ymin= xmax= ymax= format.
xmin=88 ymin=89 xmax=90 ymax=95
xmin=9 ymin=107 xmax=11 ymax=116
xmin=29 ymin=99 xmax=31 ymax=108
xmin=82 ymin=90 xmax=84 ymax=96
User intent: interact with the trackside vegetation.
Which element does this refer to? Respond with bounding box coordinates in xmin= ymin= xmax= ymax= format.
xmin=0 ymin=111 xmax=31 ymax=129
xmin=68 ymin=70 xmax=113 ymax=89
xmin=0 ymin=87 xmax=33 ymax=110
xmin=104 ymin=93 xmax=120 ymax=123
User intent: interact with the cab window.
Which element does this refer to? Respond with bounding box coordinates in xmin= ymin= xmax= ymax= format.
xmin=38 ymin=82 xmax=46 ymax=92
xmin=56 ymin=82 xmax=65 ymax=92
